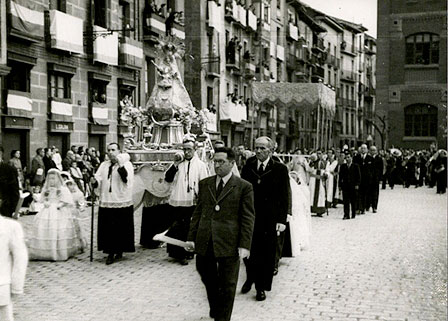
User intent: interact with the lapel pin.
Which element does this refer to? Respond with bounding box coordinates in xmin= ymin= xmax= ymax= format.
xmin=215 ymin=204 xmax=220 ymax=212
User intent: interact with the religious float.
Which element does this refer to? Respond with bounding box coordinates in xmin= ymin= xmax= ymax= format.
xmin=120 ymin=37 xmax=213 ymax=247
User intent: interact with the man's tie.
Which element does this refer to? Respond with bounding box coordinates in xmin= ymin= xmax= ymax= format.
xmin=258 ymin=163 xmax=264 ymax=174
xmin=216 ymin=178 xmax=224 ymax=197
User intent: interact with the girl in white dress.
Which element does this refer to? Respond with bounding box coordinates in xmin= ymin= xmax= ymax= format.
xmin=28 ymin=169 xmax=81 ymax=261
xmin=288 ymin=169 xmax=312 ymax=255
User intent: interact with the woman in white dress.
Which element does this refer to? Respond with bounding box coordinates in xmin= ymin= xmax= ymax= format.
xmin=28 ymin=169 xmax=81 ymax=261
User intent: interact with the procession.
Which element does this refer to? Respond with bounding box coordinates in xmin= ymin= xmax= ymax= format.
xmin=0 ymin=0 xmax=447 ymax=320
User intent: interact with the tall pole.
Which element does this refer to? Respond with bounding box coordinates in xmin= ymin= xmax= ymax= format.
xmin=316 ymin=84 xmax=321 ymax=150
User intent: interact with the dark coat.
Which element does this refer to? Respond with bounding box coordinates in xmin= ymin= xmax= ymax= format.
xmin=240 ymin=156 xmax=290 ymax=290
xmin=43 ymin=156 xmax=57 ymax=174
xmin=0 ymin=162 xmax=20 ymax=217
xmin=339 ymin=162 xmax=361 ymax=192
xmin=354 ymin=154 xmax=374 ymax=186
xmin=188 ymin=174 xmax=255 ymax=257
xmin=371 ymin=155 xmax=384 ymax=183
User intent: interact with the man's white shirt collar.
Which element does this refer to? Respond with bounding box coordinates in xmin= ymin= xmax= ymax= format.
xmin=257 ymin=157 xmax=270 ymax=170
xmin=216 ymin=172 xmax=233 ymax=188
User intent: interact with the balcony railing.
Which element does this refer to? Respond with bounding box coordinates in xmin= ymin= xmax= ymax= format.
xmin=287 ymin=53 xmax=296 ymax=68
xmin=244 ymin=62 xmax=256 ymax=78
xmin=341 ymin=69 xmax=356 ymax=82
xmin=312 ymin=65 xmax=325 ymax=79
xmin=287 ymin=23 xmax=299 ymax=41
xmin=206 ymin=57 xmax=220 ymax=78
xmin=143 ymin=12 xmax=166 ymax=41
xmin=312 ymin=38 xmax=326 ymax=53
xmin=341 ymin=98 xmax=356 ymax=107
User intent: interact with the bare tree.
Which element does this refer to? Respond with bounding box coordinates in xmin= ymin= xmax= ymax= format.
xmin=366 ymin=110 xmax=391 ymax=150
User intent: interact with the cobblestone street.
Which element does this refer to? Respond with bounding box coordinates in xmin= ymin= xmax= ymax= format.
xmin=14 ymin=186 xmax=447 ymax=321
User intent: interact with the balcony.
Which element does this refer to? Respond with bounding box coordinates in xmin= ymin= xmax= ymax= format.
xmin=9 ymin=0 xmax=44 ymax=42
xmin=206 ymin=57 xmax=220 ymax=78
xmin=358 ymin=83 xmax=365 ymax=95
xmin=47 ymin=10 xmax=83 ymax=54
xmin=276 ymin=45 xmax=285 ymax=61
xmin=6 ymin=90 xmax=33 ymax=117
xmin=327 ymin=54 xmax=340 ymax=69
xmin=225 ymin=0 xmax=238 ymax=23
xmin=93 ymin=25 xmax=118 ymax=65
xmin=237 ymin=4 xmax=247 ymax=27
xmin=259 ymin=22 xmax=271 ymax=41
xmin=287 ymin=53 xmax=296 ymax=69
xmin=312 ymin=38 xmax=326 ymax=53
xmin=340 ymin=41 xmax=356 ymax=56
xmin=287 ymin=23 xmax=299 ymax=41
xmin=171 ymin=22 xmax=185 ymax=40
xmin=143 ymin=12 xmax=166 ymax=42
xmin=226 ymin=49 xmax=241 ymax=73
xmin=341 ymin=98 xmax=356 ymax=108
xmin=311 ymin=65 xmax=325 ymax=81
xmin=341 ymin=69 xmax=356 ymax=82
xmin=244 ymin=62 xmax=256 ymax=78
xmin=247 ymin=10 xmax=257 ymax=31
xmin=364 ymin=86 xmax=376 ymax=97
xmin=295 ymin=64 xmax=309 ymax=81
xmin=119 ymin=37 xmax=143 ymax=70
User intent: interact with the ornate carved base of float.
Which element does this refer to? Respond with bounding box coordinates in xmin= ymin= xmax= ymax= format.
xmin=150 ymin=121 xmax=184 ymax=147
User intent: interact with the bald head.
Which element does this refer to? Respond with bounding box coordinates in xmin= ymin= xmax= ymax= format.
xmin=370 ymin=145 xmax=377 ymax=155
xmin=360 ymin=144 xmax=368 ymax=155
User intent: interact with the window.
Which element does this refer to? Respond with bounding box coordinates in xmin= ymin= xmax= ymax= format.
xmin=90 ymin=79 xmax=107 ymax=104
xmin=345 ymin=112 xmax=349 ymax=134
xmin=50 ymin=73 xmax=71 ymax=99
xmin=277 ymin=27 xmax=281 ymax=45
xmin=94 ymin=0 xmax=108 ymax=28
xmin=50 ymin=0 xmax=66 ymax=12
xmin=145 ymin=57 xmax=155 ymax=96
xmin=207 ymin=86 xmax=213 ymax=108
xmin=7 ymin=61 xmax=31 ymax=92
xmin=264 ymin=5 xmax=269 ymax=22
xmin=404 ymin=104 xmax=438 ymax=137
xmin=119 ymin=0 xmax=131 ymax=37
xmin=405 ymin=33 xmax=439 ymax=65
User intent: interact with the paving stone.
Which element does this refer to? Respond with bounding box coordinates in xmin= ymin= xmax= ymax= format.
xmin=11 ymin=186 xmax=447 ymax=321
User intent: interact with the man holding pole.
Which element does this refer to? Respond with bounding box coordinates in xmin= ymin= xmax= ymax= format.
xmin=91 ymin=143 xmax=135 ymax=265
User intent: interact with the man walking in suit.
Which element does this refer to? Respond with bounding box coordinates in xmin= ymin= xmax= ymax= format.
xmin=186 ymin=147 xmax=255 ymax=321
xmin=354 ymin=144 xmax=373 ymax=214
xmin=369 ymin=146 xmax=384 ymax=213
xmin=339 ymin=151 xmax=361 ymax=220
xmin=240 ymin=136 xmax=290 ymax=301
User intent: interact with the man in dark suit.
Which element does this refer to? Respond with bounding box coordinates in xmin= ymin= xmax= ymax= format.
xmin=240 ymin=136 xmax=290 ymax=301
xmin=369 ymin=146 xmax=384 ymax=213
xmin=339 ymin=151 xmax=361 ymax=219
xmin=186 ymin=147 xmax=255 ymax=321
xmin=0 ymin=146 xmax=20 ymax=218
xmin=353 ymin=144 xmax=373 ymax=214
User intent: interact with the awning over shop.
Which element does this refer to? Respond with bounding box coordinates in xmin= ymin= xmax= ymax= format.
xmin=251 ymin=82 xmax=336 ymax=116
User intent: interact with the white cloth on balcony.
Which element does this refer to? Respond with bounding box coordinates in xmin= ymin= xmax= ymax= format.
xmin=93 ymin=25 xmax=118 ymax=65
xmin=208 ymin=0 xmax=221 ymax=32
xmin=7 ymin=93 xmax=32 ymax=112
xmin=51 ymin=100 xmax=72 ymax=116
xmin=248 ymin=10 xmax=257 ymax=31
xmin=49 ymin=10 xmax=83 ymax=54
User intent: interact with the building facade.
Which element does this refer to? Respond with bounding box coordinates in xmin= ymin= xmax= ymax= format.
xmin=377 ymin=0 xmax=447 ymax=149
xmin=0 ymin=0 xmax=185 ymax=167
